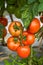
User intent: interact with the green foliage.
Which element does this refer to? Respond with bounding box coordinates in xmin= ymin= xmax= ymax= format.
xmin=7 ymin=5 xmax=15 ymax=14
xmin=4 ymin=60 xmax=11 ymax=65
xmin=20 ymin=5 xmax=33 ymax=28
xmin=0 ymin=24 xmax=5 ymax=38
xmin=39 ymin=0 xmax=43 ymax=3
xmin=27 ymin=0 xmax=36 ymax=4
xmin=32 ymin=2 xmax=39 ymax=17
xmin=0 ymin=0 xmax=5 ymax=16
xmin=0 ymin=0 xmax=43 ymax=28
xmin=4 ymin=50 xmax=43 ymax=65
xmin=7 ymin=0 xmax=16 ymax=5
xmin=38 ymin=3 xmax=43 ymax=12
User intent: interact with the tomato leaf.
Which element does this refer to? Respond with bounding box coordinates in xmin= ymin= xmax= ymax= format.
xmin=7 ymin=5 xmax=15 ymax=14
xmin=4 ymin=60 xmax=11 ymax=65
xmin=38 ymin=3 xmax=43 ymax=12
xmin=20 ymin=5 xmax=33 ymax=29
xmin=7 ymin=0 xmax=16 ymax=5
xmin=27 ymin=0 xmax=36 ymax=4
xmin=32 ymin=2 xmax=39 ymax=17
xmin=39 ymin=0 xmax=43 ymax=3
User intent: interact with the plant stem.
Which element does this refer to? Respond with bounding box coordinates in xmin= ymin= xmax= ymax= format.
xmin=28 ymin=46 xmax=33 ymax=65
xmin=9 ymin=13 xmax=13 ymax=22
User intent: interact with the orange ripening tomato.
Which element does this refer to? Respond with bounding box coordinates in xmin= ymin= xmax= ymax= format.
xmin=17 ymin=46 xmax=30 ymax=58
xmin=22 ymin=31 xmax=35 ymax=45
xmin=28 ymin=18 xmax=40 ymax=34
xmin=0 ymin=17 xmax=8 ymax=26
xmin=7 ymin=36 xmax=20 ymax=51
xmin=8 ymin=21 xmax=23 ymax=36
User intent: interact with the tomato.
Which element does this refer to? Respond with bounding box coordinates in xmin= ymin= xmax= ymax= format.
xmin=7 ymin=36 xmax=20 ymax=51
xmin=28 ymin=18 xmax=40 ymax=34
xmin=0 ymin=17 xmax=8 ymax=26
xmin=3 ymin=28 xmax=7 ymax=38
xmin=22 ymin=31 xmax=35 ymax=45
xmin=8 ymin=21 xmax=23 ymax=36
xmin=22 ymin=31 xmax=29 ymax=45
xmin=17 ymin=46 xmax=30 ymax=58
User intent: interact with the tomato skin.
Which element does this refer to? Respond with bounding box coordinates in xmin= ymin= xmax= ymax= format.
xmin=27 ymin=33 xmax=35 ymax=45
xmin=28 ymin=18 xmax=40 ymax=34
xmin=0 ymin=17 xmax=8 ymax=26
xmin=22 ymin=31 xmax=29 ymax=45
xmin=17 ymin=46 xmax=30 ymax=58
xmin=22 ymin=31 xmax=35 ymax=45
xmin=8 ymin=21 xmax=23 ymax=36
xmin=7 ymin=36 xmax=20 ymax=51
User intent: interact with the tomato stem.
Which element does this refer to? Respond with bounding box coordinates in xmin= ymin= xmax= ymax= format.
xmin=9 ymin=13 xmax=13 ymax=22
xmin=28 ymin=46 xmax=33 ymax=65
xmin=20 ymin=31 xmax=23 ymax=45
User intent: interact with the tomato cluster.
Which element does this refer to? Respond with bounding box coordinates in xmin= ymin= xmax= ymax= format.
xmin=7 ymin=18 xmax=40 ymax=58
xmin=0 ymin=17 xmax=8 ymax=38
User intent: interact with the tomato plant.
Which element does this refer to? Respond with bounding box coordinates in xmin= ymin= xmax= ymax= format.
xmin=8 ymin=21 xmax=23 ymax=36
xmin=7 ymin=36 xmax=20 ymax=51
xmin=28 ymin=18 xmax=40 ymax=34
xmin=0 ymin=17 xmax=8 ymax=26
xmin=22 ymin=31 xmax=35 ymax=45
xmin=0 ymin=0 xmax=43 ymax=65
xmin=17 ymin=46 xmax=30 ymax=58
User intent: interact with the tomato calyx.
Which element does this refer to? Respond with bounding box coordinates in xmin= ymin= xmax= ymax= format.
xmin=14 ymin=24 xmax=20 ymax=31
xmin=23 ymin=36 xmax=27 ymax=41
xmin=14 ymin=37 xmax=18 ymax=43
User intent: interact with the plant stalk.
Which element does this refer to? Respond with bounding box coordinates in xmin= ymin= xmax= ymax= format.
xmin=28 ymin=46 xmax=33 ymax=65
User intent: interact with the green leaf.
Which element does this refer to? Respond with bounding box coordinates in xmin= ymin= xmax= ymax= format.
xmin=4 ymin=60 xmax=11 ymax=65
xmin=21 ymin=5 xmax=33 ymax=29
xmin=27 ymin=0 xmax=36 ymax=4
xmin=7 ymin=5 xmax=15 ymax=14
xmin=38 ymin=56 xmax=43 ymax=65
xmin=39 ymin=0 xmax=43 ymax=3
xmin=38 ymin=3 xmax=43 ymax=12
xmin=0 ymin=24 xmax=5 ymax=38
xmin=7 ymin=0 xmax=16 ymax=5
xmin=14 ymin=8 xmax=21 ymax=18
xmin=0 ymin=24 xmax=5 ymax=30
xmin=32 ymin=2 xmax=39 ymax=17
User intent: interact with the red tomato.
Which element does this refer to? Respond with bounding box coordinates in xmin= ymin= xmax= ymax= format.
xmin=22 ymin=31 xmax=35 ymax=45
xmin=0 ymin=17 xmax=8 ymax=26
xmin=28 ymin=18 xmax=40 ymax=33
xmin=17 ymin=46 xmax=30 ymax=58
xmin=8 ymin=21 xmax=23 ymax=36
xmin=7 ymin=36 xmax=20 ymax=51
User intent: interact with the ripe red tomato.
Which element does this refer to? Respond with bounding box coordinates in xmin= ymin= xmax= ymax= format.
xmin=0 ymin=17 xmax=8 ymax=26
xmin=22 ymin=31 xmax=35 ymax=45
xmin=8 ymin=21 xmax=23 ymax=36
xmin=17 ymin=46 xmax=30 ymax=58
xmin=28 ymin=18 xmax=40 ymax=34
xmin=7 ymin=36 xmax=20 ymax=51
